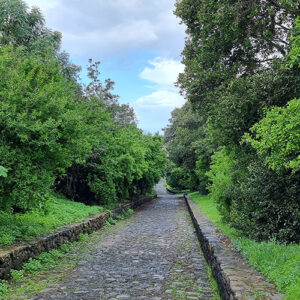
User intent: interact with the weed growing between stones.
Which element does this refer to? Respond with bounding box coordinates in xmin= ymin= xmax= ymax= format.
xmin=206 ymin=263 xmax=221 ymax=300
xmin=168 ymin=262 xmax=203 ymax=300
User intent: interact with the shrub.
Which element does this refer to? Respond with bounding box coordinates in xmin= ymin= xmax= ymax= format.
xmin=166 ymin=165 xmax=189 ymax=190
xmin=230 ymin=160 xmax=300 ymax=243
xmin=206 ymin=148 xmax=235 ymax=222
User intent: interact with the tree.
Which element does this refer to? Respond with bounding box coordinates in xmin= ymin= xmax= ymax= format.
xmin=0 ymin=0 xmax=61 ymax=52
xmin=244 ymin=98 xmax=300 ymax=173
xmin=85 ymin=59 xmax=137 ymax=127
xmin=164 ymin=102 xmax=210 ymax=191
xmin=0 ymin=47 xmax=99 ymax=211
xmin=175 ymin=0 xmax=298 ymax=109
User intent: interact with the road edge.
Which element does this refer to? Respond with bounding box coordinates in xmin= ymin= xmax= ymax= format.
xmin=184 ymin=194 xmax=284 ymax=300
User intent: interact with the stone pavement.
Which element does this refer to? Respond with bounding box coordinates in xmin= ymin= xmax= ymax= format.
xmin=32 ymin=182 xmax=215 ymax=300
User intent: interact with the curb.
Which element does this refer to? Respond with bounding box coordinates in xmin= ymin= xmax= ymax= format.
xmin=184 ymin=194 xmax=284 ymax=300
xmin=0 ymin=195 xmax=155 ymax=280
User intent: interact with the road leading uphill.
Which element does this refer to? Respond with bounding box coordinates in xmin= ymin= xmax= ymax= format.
xmin=31 ymin=181 xmax=215 ymax=300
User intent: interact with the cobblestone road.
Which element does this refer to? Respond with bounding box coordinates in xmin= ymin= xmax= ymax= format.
xmin=33 ymin=182 xmax=215 ymax=300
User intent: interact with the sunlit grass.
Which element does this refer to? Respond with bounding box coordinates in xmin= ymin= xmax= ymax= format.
xmin=0 ymin=193 xmax=105 ymax=247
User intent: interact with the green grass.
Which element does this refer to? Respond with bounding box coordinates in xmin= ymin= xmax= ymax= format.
xmin=0 ymin=232 xmax=98 ymax=300
xmin=0 ymin=193 xmax=105 ymax=247
xmin=189 ymin=192 xmax=300 ymax=300
xmin=0 ymin=208 xmax=136 ymax=300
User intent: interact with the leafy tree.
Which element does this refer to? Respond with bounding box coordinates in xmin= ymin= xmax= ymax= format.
xmin=85 ymin=59 xmax=137 ymax=127
xmin=0 ymin=0 xmax=61 ymax=52
xmin=206 ymin=148 xmax=235 ymax=222
xmin=0 ymin=47 xmax=99 ymax=211
xmin=175 ymin=0 xmax=298 ymax=109
xmin=0 ymin=0 xmax=82 ymax=87
xmin=207 ymin=61 xmax=300 ymax=147
xmin=164 ymin=102 xmax=209 ymax=191
xmin=288 ymin=17 xmax=300 ymax=67
xmin=172 ymin=0 xmax=300 ymax=243
xmin=244 ymin=98 xmax=300 ymax=173
xmin=57 ymin=124 xmax=166 ymax=205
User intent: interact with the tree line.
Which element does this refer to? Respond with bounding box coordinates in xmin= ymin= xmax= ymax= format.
xmin=165 ymin=0 xmax=299 ymax=243
xmin=0 ymin=0 xmax=167 ymax=213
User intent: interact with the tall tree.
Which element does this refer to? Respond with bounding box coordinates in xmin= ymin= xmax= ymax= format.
xmin=175 ymin=0 xmax=299 ymax=109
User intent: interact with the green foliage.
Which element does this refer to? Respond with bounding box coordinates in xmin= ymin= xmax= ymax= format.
xmin=0 ymin=0 xmax=61 ymax=52
xmin=190 ymin=192 xmax=300 ymax=299
xmin=288 ymin=17 xmax=300 ymax=68
xmin=164 ymin=102 xmax=209 ymax=191
xmin=56 ymin=59 xmax=166 ymax=206
xmin=166 ymin=166 xmax=189 ymax=191
xmin=171 ymin=0 xmax=300 ymax=245
xmin=0 ymin=193 xmax=104 ymax=246
xmin=0 ymin=166 xmax=7 ymax=178
xmin=230 ymin=160 xmax=300 ymax=243
xmin=175 ymin=0 xmax=297 ymax=108
xmin=58 ymin=124 xmax=166 ymax=205
xmin=206 ymin=148 xmax=235 ymax=222
xmin=0 ymin=280 xmax=8 ymax=298
xmin=106 ymin=217 xmax=117 ymax=225
xmin=0 ymin=46 xmax=100 ymax=211
xmin=244 ymin=98 xmax=300 ymax=173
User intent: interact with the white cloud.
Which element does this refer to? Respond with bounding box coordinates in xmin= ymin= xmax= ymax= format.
xmin=25 ymin=0 xmax=60 ymax=13
xmin=133 ymin=58 xmax=185 ymax=133
xmin=23 ymin=0 xmax=185 ymax=59
xmin=136 ymin=90 xmax=184 ymax=108
xmin=140 ymin=57 xmax=184 ymax=88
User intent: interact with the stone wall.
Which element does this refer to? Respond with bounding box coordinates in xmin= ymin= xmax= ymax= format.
xmin=184 ymin=195 xmax=284 ymax=300
xmin=0 ymin=195 xmax=155 ymax=280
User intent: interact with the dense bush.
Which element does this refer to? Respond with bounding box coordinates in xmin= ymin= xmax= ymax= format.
xmin=57 ymin=127 xmax=167 ymax=205
xmin=205 ymin=148 xmax=235 ymax=222
xmin=166 ymin=165 xmax=189 ymax=190
xmin=230 ymin=160 xmax=300 ymax=243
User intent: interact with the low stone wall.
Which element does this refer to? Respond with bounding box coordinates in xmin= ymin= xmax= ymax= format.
xmin=184 ymin=195 xmax=284 ymax=300
xmin=0 ymin=195 xmax=155 ymax=280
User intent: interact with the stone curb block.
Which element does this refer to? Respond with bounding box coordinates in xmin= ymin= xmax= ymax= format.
xmin=184 ymin=194 xmax=284 ymax=300
xmin=0 ymin=195 xmax=155 ymax=280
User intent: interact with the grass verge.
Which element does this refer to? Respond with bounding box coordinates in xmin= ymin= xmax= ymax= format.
xmin=0 ymin=208 xmax=135 ymax=300
xmin=0 ymin=193 xmax=106 ymax=247
xmin=189 ymin=192 xmax=300 ymax=300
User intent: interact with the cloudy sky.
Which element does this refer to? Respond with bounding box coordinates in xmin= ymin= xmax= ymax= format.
xmin=24 ymin=0 xmax=186 ymax=133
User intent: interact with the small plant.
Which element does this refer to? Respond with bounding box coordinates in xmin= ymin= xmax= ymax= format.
xmin=10 ymin=269 xmax=24 ymax=282
xmin=0 ymin=280 xmax=9 ymax=297
xmin=78 ymin=233 xmax=89 ymax=242
xmin=106 ymin=217 xmax=117 ymax=225
xmin=126 ymin=208 xmax=134 ymax=215
xmin=23 ymin=258 xmax=43 ymax=274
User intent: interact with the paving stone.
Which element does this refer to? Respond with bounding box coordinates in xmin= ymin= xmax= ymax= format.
xmin=31 ymin=181 xmax=214 ymax=299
